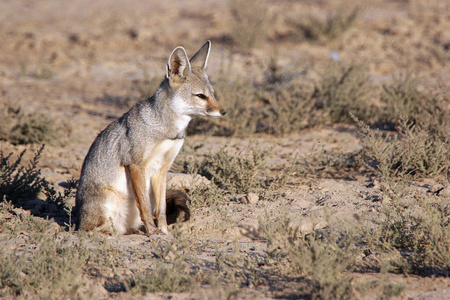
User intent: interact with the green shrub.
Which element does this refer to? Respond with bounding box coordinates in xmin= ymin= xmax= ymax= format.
xmin=0 ymin=146 xmax=46 ymax=203
xmin=375 ymin=190 xmax=450 ymax=276
xmin=257 ymin=69 xmax=315 ymax=135
xmin=184 ymin=142 xmax=278 ymax=195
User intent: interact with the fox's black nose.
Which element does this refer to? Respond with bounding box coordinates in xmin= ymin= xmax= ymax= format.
xmin=220 ymin=109 xmax=227 ymax=116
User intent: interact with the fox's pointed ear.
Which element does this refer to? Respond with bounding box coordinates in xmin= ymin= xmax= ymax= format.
xmin=166 ymin=46 xmax=191 ymax=79
xmin=190 ymin=41 xmax=211 ymax=70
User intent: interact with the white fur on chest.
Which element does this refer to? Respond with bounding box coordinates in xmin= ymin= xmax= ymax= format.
xmin=175 ymin=114 xmax=192 ymax=133
xmin=145 ymin=138 xmax=184 ymax=177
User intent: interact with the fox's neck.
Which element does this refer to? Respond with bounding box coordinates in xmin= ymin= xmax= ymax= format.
xmin=150 ymin=81 xmax=191 ymax=139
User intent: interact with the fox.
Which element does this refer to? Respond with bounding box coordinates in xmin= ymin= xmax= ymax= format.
xmin=75 ymin=41 xmax=225 ymax=235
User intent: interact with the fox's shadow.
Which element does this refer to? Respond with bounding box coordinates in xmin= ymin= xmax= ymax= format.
xmin=15 ymin=183 xmax=191 ymax=232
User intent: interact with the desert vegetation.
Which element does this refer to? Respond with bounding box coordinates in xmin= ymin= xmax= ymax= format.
xmin=1 ymin=0 xmax=449 ymax=299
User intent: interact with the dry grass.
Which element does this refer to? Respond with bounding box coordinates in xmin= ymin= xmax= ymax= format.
xmin=229 ymin=0 xmax=272 ymax=50
xmin=187 ymin=61 xmax=381 ymax=137
xmin=0 ymin=146 xmax=46 ymax=203
xmin=0 ymin=103 xmax=70 ymax=146
xmin=0 ymin=1 xmax=448 ymax=297
xmin=256 ymin=208 xmax=359 ymax=299
xmin=355 ymin=115 xmax=449 ymax=179
xmin=0 ymin=209 xmax=88 ymax=299
xmin=312 ymin=63 xmax=376 ymax=124
xmin=289 ymin=8 xmax=360 ymax=43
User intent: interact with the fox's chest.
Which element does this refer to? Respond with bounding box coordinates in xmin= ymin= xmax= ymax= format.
xmin=144 ymin=138 xmax=184 ymax=174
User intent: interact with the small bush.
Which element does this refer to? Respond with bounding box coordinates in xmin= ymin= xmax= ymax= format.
xmin=257 ymin=61 xmax=315 ymax=135
xmin=0 ymin=146 xmax=46 ymax=203
xmin=312 ymin=64 xmax=376 ymax=124
xmin=354 ymin=108 xmax=450 ymax=276
xmin=129 ymin=224 xmax=198 ymax=294
xmin=289 ymin=8 xmax=359 ymax=42
xmin=129 ymin=261 xmax=195 ymax=294
xmin=185 ymin=142 xmax=275 ymax=195
xmin=178 ymin=142 xmax=295 ymax=208
xmin=259 ymin=211 xmax=358 ymax=299
xmin=187 ymin=181 xmax=227 ymax=208
xmin=229 ymin=0 xmax=271 ymax=50
xmin=356 ymin=116 xmax=449 ymax=179
xmin=298 ymin=144 xmax=365 ymax=182
xmin=0 ymin=104 xmax=70 ymax=146
xmin=381 ymin=73 xmax=449 ymax=137
xmin=375 ymin=190 xmax=450 ymax=276
xmin=0 ymin=233 xmax=88 ymax=298
xmin=42 ymin=178 xmax=78 ymax=210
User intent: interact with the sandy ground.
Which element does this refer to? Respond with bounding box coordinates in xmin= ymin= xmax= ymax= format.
xmin=1 ymin=0 xmax=449 ymax=299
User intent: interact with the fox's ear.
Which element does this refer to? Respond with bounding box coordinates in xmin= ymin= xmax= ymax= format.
xmin=166 ymin=46 xmax=191 ymax=79
xmin=190 ymin=41 xmax=211 ymax=70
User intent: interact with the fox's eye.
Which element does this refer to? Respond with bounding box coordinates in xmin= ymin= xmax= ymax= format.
xmin=195 ymin=94 xmax=207 ymax=100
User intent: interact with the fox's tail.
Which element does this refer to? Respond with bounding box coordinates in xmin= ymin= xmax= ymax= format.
xmin=165 ymin=189 xmax=191 ymax=225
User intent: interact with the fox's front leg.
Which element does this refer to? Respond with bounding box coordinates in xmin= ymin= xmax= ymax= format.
xmin=151 ymin=167 xmax=169 ymax=234
xmin=126 ymin=165 xmax=159 ymax=235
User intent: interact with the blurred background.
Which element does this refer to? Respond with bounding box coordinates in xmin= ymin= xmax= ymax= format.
xmin=0 ymin=0 xmax=448 ymax=148
xmin=0 ymin=2 xmax=449 ymax=298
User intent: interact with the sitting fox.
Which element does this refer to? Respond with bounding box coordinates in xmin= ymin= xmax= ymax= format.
xmin=75 ymin=41 xmax=226 ymax=235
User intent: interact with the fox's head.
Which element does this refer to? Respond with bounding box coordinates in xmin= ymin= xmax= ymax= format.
xmin=165 ymin=41 xmax=226 ymax=118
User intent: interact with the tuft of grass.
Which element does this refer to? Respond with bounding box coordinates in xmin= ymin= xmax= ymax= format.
xmin=381 ymin=73 xmax=449 ymax=137
xmin=184 ymin=141 xmax=295 ymax=196
xmin=257 ymin=59 xmax=315 ymax=135
xmin=312 ymin=63 xmax=375 ymax=124
xmin=32 ymin=64 xmax=55 ymax=80
xmin=129 ymin=224 xmax=198 ymax=294
xmin=289 ymin=8 xmax=359 ymax=42
xmin=229 ymin=0 xmax=272 ymax=50
xmin=355 ymin=116 xmax=449 ymax=179
xmin=0 ymin=103 xmax=70 ymax=146
xmin=0 ymin=233 xmax=88 ymax=298
xmin=0 ymin=146 xmax=46 ymax=203
xmin=259 ymin=210 xmax=358 ymax=299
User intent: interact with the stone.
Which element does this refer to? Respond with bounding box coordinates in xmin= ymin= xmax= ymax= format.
xmin=245 ymin=193 xmax=259 ymax=205
xmin=166 ymin=172 xmax=210 ymax=191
